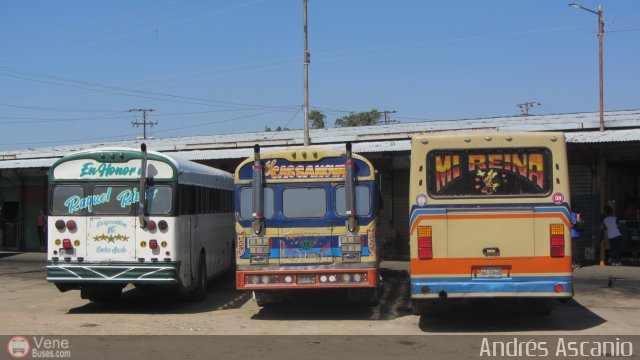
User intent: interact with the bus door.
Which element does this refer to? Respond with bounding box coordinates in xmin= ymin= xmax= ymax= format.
xmin=277 ymin=185 xmax=335 ymax=266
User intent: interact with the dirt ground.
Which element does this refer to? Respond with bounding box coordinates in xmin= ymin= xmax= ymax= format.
xmin=2 ymin=253 xmax=640 ymax=336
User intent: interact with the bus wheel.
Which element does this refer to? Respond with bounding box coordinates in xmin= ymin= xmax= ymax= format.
xmin=190 ymin=255 xmax=207 ymax=302
xmin=254 ymin=291 xmax=280 ymax=307
xmin=411 ymin=300 xmax=424 ymax=315
xmin=347 ymin=288 xmax=380 ymax=307
xmin=81 ymin=286 xmax=122 ymax=302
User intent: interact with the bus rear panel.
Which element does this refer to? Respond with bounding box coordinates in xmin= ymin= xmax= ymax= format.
xmin=234 ymin=147 xmax=380 ymax=303
xmin=409 ymin=132 xmax=573 ymax=311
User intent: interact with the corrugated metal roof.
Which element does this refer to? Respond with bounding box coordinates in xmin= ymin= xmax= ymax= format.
xmin=1 ymin=110 xmax=639 ymax=169
xmin=565 ymin=128 xmax=640 ymax=143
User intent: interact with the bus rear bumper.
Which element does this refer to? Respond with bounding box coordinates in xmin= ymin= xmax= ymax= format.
xmin=46 ymin=261 xmax=180 ymax=286
xmin=237 ymin=268 xmax=379 ymax=290
xmin=410 ymin=277 xmax=573 ymax=300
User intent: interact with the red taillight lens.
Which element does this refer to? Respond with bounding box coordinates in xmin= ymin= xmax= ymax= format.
xmin=66 ymin=220 xmax=77 ymax=231
xmin=149 ymin=239 xmax=158 ymax=250
xmin=417 ymin=226 xmax=433 ymax=260
xmin=554 ymin=284 xmax=564 ymax=293
xmin=158 ymin=220 xmax=168 ymax=231
xmin=55 ymin=220 xmax=66 ymax=230
xmin=62 ymin=239 xmax=72 ymax=249
xmin=146 ymin=220 xmax=157 ymax=231
xmin=550 ymin=224 xmax=565 ymax=258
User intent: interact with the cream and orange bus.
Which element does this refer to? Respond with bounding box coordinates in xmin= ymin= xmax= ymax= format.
xmin=409 ymin=132 xmax=573 ymax=314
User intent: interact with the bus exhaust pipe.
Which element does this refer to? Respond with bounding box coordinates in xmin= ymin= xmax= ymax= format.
xmin=138 ymin=143 xmax=148 ymax=229
xmin=252 ymin=144 xmax=264 ymax=235
xmin=345 ymin=142 xmax=357 ymax=233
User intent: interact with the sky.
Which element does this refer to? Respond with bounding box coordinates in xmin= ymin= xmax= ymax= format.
xmin=0 ymin=0 xmax=638 ymax=151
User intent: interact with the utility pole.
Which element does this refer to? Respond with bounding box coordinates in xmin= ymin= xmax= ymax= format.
xmin=303 ymin=0 xmax=310 ymax=146
xmin=381 ymin=110 xmax=397 ymax=125
xmin=516 ymin=102 xmax=540 ymax=116
xmin=129 ymin=109 xmax=157 ymax=140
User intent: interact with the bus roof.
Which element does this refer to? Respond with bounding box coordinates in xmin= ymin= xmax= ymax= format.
xmin=49 ymin=147 xmax=233 ymax=190
xmin=234 ymin=147 xmax=375 ymax=183
xmin=412 ymin=131 xmax=566 ymax=147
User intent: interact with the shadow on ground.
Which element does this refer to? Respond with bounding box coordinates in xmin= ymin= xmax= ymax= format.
xmin=67 ymin=271 xmax=251 ymax=315
xmin=250 ymin=268 xmax=413 ymax=321
xmin=418 ymin=298 xmax=606 ymax=333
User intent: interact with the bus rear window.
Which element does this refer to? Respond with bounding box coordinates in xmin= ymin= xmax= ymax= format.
xmin=51 ymin=185 xmax=84 ymax=215
xmin=427 ymin=148 xmax=551 ymax=197
xmin=283 ymin=187 xmax=326 ymax=218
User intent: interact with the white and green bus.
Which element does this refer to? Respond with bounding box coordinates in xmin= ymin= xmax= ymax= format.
xmin=46 ymin=145 xmax=234 ymax=301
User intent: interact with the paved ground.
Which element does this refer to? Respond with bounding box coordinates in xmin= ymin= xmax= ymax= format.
xmin=1 ymin=252 xmax=640 ymax=336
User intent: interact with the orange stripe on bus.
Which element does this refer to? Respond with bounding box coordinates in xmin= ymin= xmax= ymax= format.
xmin=410 ymin=256 xmax=571 ymax=275
xmin=410 ymin=213 xmax=570 ymax=234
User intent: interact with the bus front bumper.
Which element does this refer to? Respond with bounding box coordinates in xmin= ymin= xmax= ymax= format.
xmin=237 ymin=268 xmax=379 ymax=290
xmin=410 ymin=276 xmax=573 ymax=300
xmin=46 ymin=261 xmax=180 ymax=285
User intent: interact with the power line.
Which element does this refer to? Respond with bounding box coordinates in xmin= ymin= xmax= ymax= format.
xmin=129 ymin=109 xmax=156 ymax=140
xmin=516 ymin=101 xmax=540 ymax=116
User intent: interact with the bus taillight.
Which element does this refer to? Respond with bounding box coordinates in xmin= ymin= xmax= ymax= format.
xmin=158 ymin=220 xmax=168 ymax=231
xmin=62 ymin=239 xmax=72 ymax=249
xmin=149 ymin=240 xmax=159 ymax=250
xmin=417 ymin=226 xmax=433 ymax=260
xmin=550 ymin=224 xmax=565 ymax=257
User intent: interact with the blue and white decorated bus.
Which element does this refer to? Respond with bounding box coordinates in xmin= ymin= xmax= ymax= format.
xmin=46 ymin=145 xmax=234 ymax=301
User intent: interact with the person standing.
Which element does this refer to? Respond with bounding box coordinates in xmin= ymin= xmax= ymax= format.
xmin=603 ymin=205 xmax=622 ymax=266
xmin=37 ymin=209 xmax=46 ymax=251
xmin=570 ymin=207 xmax=583 ymax=267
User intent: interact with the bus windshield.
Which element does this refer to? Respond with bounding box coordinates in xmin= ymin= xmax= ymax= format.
xmin=50 ymin=184 xmax=173 ymax=215
xmin=427 ymin=148 xmax=551 ymax=197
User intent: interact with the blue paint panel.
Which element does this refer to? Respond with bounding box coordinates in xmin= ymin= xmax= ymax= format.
xmin=411 ymin=275 xmax=573 ymax=296
xmin=240 ymin=235 xmax=372 ymax=260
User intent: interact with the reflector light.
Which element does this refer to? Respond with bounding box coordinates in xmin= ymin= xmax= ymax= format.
xmin=353 ymin=273 xmax=362 ymax=282
xmin=329 ymin=275 xmax=337 ymax=282
xmin=161 ymin=241 xmax=167 ymax=248
xmin=158 ymin=220 xmax=168 ymax=231
xmin=418 ymin=226 xmax=432 ymax=237
xmin=285 ymin=276 xmax=293 ymax=283
xmin=319 ymin=275 xmax=327 ymax=283
xmin=66 ymin=220 xmax=77 ymax=231
xmin=55 ymin=239 xmax=61 ymax=246
xmin=149 ymin=240 xmax=158 ymax=250
xmin=550 ymin=224 xmax=565 ymax=258
xmin=62 ymin=239 xmax=72 ymax=249
xmin=417 ymin=226 xmax=433 ymax=260
xmin=342 ymin=274 xmax=351 ymax=282
xmin=73 ymin=240 xmax=80 ymax=247
xmin=554 ymin=284 xmax=564 ymax=293
xmin=146 ymin=220 xmax=157 ymax=231
xmin=55 ymin=220 xmax=66 ymax=230
xmin=261 ymin=275 xmax=270 ymax=284
xmin=418 ymin=248 xmax=433 ymax=259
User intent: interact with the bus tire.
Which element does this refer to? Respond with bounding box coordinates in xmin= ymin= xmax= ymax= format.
xmin=254 ymin=291 xmax=280 ymax=307
xmin=190 ymin=254 xmax=207 ymax=302
xmin=347 ymin=288 xmax=380 ymax=307
xmin=411 ymin=300 xmax=424 ymax=315
xmin=81 ymin=286 xmax=122 ymax=302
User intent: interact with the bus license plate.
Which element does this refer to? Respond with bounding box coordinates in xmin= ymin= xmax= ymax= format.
xmin=479 ymin=267 xmax=502 ymax=278
xmin=297 ymin=274 xmax=316 ymax=284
